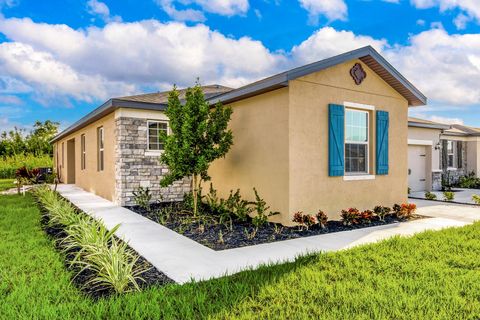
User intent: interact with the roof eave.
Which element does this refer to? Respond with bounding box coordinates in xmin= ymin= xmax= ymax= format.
xmin=408 ymin=121 xmax=451 ymax=130
xmin=51 ymin=99 xmax=167 ymax=143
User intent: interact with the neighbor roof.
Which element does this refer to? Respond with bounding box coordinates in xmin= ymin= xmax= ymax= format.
xmin=208 ymin=46 xmax=427 ymax=107
xmin=408 ymin=117 xmax=450 ymax=130
xmin=52 ymin=46 xmax=426 ymax=143
xmin=444 ymin=124 xmax=480 ymax=137
xmin=116 ymin=85 xmax=233 ymax=104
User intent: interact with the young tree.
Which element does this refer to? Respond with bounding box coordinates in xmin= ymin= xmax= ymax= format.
xmin=26 ymin=120 xmax=59 ymax=156
xmin=160 ymin=83 xmax=233 ymax=216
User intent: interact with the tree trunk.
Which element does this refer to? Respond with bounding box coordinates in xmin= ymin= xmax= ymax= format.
xmin=192 ymin=174 xmax=198 ymax=217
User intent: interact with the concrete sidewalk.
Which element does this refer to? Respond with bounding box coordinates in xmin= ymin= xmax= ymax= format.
xmin=57 ymin=184 xmax=478 ymax=284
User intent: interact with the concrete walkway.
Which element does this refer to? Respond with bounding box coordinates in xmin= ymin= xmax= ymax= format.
xmin=57 ymin=184 xmax=479 ymax=284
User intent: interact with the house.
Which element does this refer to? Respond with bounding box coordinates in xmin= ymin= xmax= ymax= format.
xmin=52 ymin=46 xmax=426 ymax=225
xmin=408 ymin=117 xmax=480 ymax=192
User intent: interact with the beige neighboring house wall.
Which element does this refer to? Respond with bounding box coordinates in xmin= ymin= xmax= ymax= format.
xmin=209 ymin=59 xmax=410 ymax=225
xmin=53 ymin=112 xmax=116 ymax=202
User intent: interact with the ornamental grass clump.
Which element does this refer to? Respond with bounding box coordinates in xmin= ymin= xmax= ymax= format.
xmin=32 ymin=186 xmax=147 ymax=294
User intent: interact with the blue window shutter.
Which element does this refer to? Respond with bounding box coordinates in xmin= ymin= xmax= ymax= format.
xmin=376 ymin=110 xmax=389 ymax=175
xmin=328 ymin=104 xmax=345 ymax=176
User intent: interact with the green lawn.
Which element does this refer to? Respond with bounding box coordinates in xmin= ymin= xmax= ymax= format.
xmin=1 ymin=194 xmax=480 ymax=319
xmin=0 ymin=178 xmax=15 ymax=191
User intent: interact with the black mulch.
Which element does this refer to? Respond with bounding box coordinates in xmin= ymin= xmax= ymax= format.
xmin=38 ymin=205 xmax=174 ymax=299
xmin=126 ymin=202 xmax=425 ymax=251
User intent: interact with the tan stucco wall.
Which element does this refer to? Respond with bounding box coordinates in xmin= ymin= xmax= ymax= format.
xmin=209 ymin=59 xmax=411 ymax=225
xmin=207 ymin=88 xmax=290 ymax=221
xmin=53 ymin=112 xmax=116 ymax=201
xmin=285 ymin=59 xmax=409 ymax=224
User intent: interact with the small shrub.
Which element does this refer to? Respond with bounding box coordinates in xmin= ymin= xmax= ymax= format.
xmin=316 ymin=210 xmax=328 ymax=229
xmin=341 ymin=208 xmax=360 ymax=226
xmin=132 ymin=187 xmax=152 ymax=212
xmin=408 ymin=187 xmax=411 ymax=194
xmin=359 ymin=210 xmax=374 ymax=224
xmin=458 ymin=172 xmax=480 ymax=189
xmin=392 ymin=204 xmax=402 ymax=217
xmin=472 ymin=194 xmax=480 ymax=205
xmin=292 ymin=212 xmax=317 ymax=230
xmin=425 ymin=191 xmax=437 ymax=200
xmin=373 ymin=206 xmax=390 ymax=221
xmin=443 ymin=191 xmax=454 ymax=202
xmin=251 ymin=187 xmax=278 ymax=228
xmin=398 ymin=203 xmax=417 ymax=219
xmin=225 ymin=189 xmax=253 ymax=222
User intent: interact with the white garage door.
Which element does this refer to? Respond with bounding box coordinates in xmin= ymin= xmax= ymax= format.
xmin=408 ymin=145 xmax=427 ymax=192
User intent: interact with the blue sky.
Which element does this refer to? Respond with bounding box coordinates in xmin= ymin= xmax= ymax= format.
xmin=1 ymin=0 xmax=480 ymax=131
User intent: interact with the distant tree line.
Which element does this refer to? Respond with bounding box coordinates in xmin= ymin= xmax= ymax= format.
xmin=0 ymin=120 xmax=59 ymax=158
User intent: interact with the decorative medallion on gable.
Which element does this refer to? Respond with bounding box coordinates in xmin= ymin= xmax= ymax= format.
xmin=350 ymin=63 xmax=367 ymax=85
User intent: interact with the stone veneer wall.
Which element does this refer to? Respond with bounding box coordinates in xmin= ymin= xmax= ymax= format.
xmin=432 ymin=139 xmax=468 ymax=190
xmin=115 ymin=117 xmax=191 ymax=206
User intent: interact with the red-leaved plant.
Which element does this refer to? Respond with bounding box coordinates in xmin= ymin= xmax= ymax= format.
xmin=359 ymin=210 xmax=374 ymax=224
xmin=399 ymin=203 xmax=417 ymax=218
xmin=340 ymin=208 xmax=360 ymax=226
xmin=316 ymin=210 xmax=328 ymax=229
xmin=292 ymin=212 xmax=317 ymax=230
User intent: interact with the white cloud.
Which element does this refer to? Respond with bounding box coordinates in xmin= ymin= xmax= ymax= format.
xmin=0 ymin=94 xmax=22 ymax=104
xmin=0 ymin=41 xmax=136 ymax=102
xmin=291 ymin=27 xmax=387 ymax=64
xmin=298 ymin=0 xmax=347 ymax=23
xmin=157 ymin=0 xmax=249 ymax=21
xmin=386 ymin=28 xmax=480 ymax=105
xmin=416 ymin=19 xmax=426 ymax=26
xmin=1 ymin=15 xmax=480 ymax=117
xmin=383 ymin=0 xmax=400 ymax=3
xmin=0 ymin=17 xmax=285 ymax=101
xmin=411 ymin=0 xmax=480 ymax=28
xmin=157 ymin=0 xmax=206 ymax=22
xmin=453 ymin=13 xmax=470 ymax=30
xmin=86 ymin=0 xmax=122 ymax=23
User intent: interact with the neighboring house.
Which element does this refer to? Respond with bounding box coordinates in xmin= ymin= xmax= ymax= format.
xmin=408 ymin=117 xmax=480 ymax=192
xmin=52 ymin=46 xmax=426 ymax=225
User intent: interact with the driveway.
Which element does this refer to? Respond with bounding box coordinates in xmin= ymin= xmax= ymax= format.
xmin=410 ymin=188 xmax=480 ymax=205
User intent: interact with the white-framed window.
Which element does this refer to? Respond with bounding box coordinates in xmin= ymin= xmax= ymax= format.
xmin=345 ymin=108 xmax=369 ymax=174
xmin=447 ymin=140 xmax=455 ymax=168
xmin=97 ymin=127 xmax=104 ymax=171
xmin=147 ymin=120 xmax=168 ymax=151
xmin=81 ymin=134 xmax=86 ymax=170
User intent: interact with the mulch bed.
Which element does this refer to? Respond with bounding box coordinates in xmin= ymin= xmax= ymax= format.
xmin=127 ymin=202 xmax=425 ymax=251
xmin=38 ymin=204 xmax=174 ymax=299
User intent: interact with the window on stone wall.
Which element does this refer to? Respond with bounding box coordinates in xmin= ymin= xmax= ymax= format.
xmin=447 ymin=140 xmax=456 ymax=168
xmin=147 ymin=120 xmax=168 ymax=151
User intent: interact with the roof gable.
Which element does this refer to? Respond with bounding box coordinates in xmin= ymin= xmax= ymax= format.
xmin=209 ymin=46 xmax=426 ymax=107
